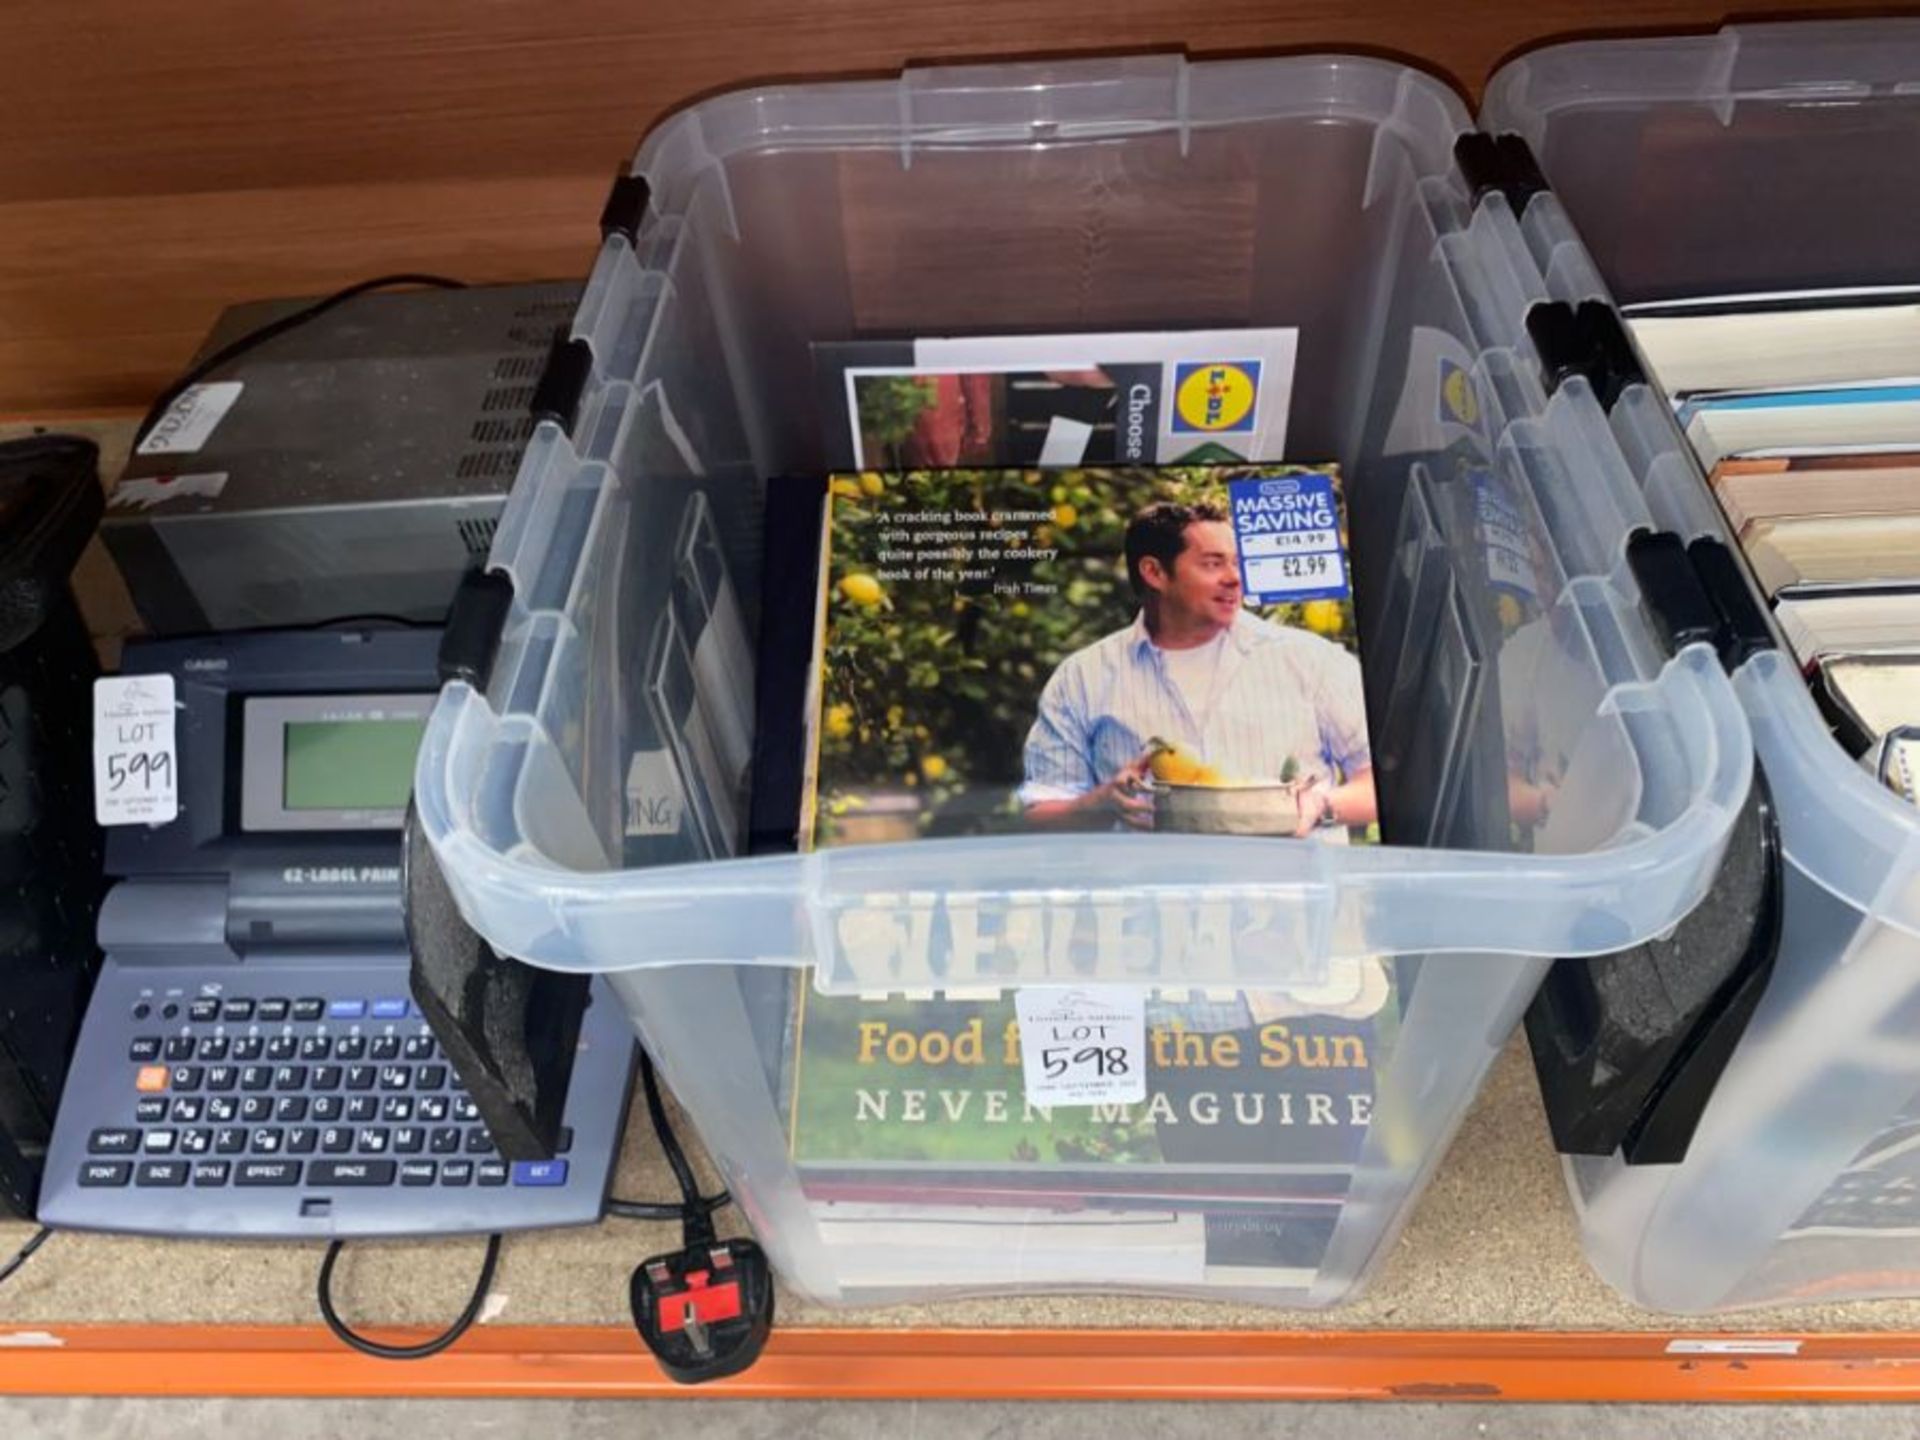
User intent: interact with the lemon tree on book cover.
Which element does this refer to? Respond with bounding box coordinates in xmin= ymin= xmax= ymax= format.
xmin=796 ymin=463 xmax=1395 ymax=1171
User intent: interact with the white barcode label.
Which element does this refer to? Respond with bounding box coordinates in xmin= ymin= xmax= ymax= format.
xmin=135 ymin=382 xmax=244 ymax=456
xmin=1014 ymin=986 xmax=1147 ymax=1107
xmin=93 ymin=675 xmax=178 ymax=826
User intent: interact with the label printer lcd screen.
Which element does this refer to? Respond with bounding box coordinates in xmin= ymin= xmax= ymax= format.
xmin=239 ymin=691 xmax=434 ymax=832
xmin=282 ymin=717 xmax=427 ymax=812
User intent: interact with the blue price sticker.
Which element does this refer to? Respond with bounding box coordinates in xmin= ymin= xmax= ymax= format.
xmin=1469 ymin=465 xmax=1539 ymax=602
xmin=1227 ymin=473 xmax=1350 ymax=604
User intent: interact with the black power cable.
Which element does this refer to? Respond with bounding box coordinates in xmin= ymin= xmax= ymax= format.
xmin=638 ymin=1051 xmax=714 ymax=1245
xmin=134 ymin=273 xmax=467 ymax=449
xmin=308 ymin=1053 xmax=727 ymax=1360
xmin=0 ymin=1227 xmax=51 ymax=1290
xmin=311 ymin=1068 xmax=729 ymax=1362
xmin=317 ymin=1231 xmax=503 ymax=1362
xmin=606 ymin=1051 xmax=731 ymax=1221
xmin=607 ymin=1193 xmax=730 ymax=1223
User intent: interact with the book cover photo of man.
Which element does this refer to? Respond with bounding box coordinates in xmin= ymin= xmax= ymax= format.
xmin=812 ymin=466 xmax=1373 ymax=849
xmin=1020 ymin=497 xmax=1375 ymax=840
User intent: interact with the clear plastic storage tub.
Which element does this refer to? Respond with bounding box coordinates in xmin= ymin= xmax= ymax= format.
xmin=1484 ymin=19 xmax=1920 ymax=1311
xmin=415 ymin=53 xmax=1752 ymax=1307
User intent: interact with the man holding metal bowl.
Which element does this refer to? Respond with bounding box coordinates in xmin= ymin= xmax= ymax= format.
xmin=1019 ymin=498 xmax=1376 ymax=840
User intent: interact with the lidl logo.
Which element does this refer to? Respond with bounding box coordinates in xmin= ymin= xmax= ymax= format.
xmin=1172 ymin=361 xmax=1261 ymax=434
xmin=1439 ymin=357 xmax=1482 ymax=430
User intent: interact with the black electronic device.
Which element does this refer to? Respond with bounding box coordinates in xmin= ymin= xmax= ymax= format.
xmin=106 ymin=281 xmax=580 ymax=635
xmin=0 ymin=434 xmax=107 ymax=1219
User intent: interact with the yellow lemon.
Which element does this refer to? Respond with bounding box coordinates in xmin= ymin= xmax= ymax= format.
xmin=1441 ymin=365 xmax=1481 ymax=427
xmin=1051 ymin=503 xmax=1078 ymax=529
xmin=1147 ymin=738 xmax=1224 ymax=787
xmin=885 ymin=704 xmax=905 ymax=729
xmin=839 ymin=573 xmax=884 ymax=607
xmin=825 ymin=704 xmax=854 ymax=739
xmin=830 ymin=477 xmax=863 ymax=500
xmin=1009 ymin=601 xmax=1030 ymax=618
xmin=859 ymin=471 xmax=886 ymax=497
xmin=920 ymin=755 xmax=949 ymax=782
xmin=1300 ymin=599 xmax=1344 ymax=636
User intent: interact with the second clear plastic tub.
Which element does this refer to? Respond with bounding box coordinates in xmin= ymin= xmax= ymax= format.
xmin=416 ymin=53 xmax=1751 ymax=1307
xmin=1486 ymin=18 xmax=1920 ymax=1312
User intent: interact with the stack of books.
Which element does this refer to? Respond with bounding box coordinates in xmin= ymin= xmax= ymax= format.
xmin=1629 ymin=289 xmax=1920 ymax=801
xmin=751 ymin=450 xmax=1393 ymax=1297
